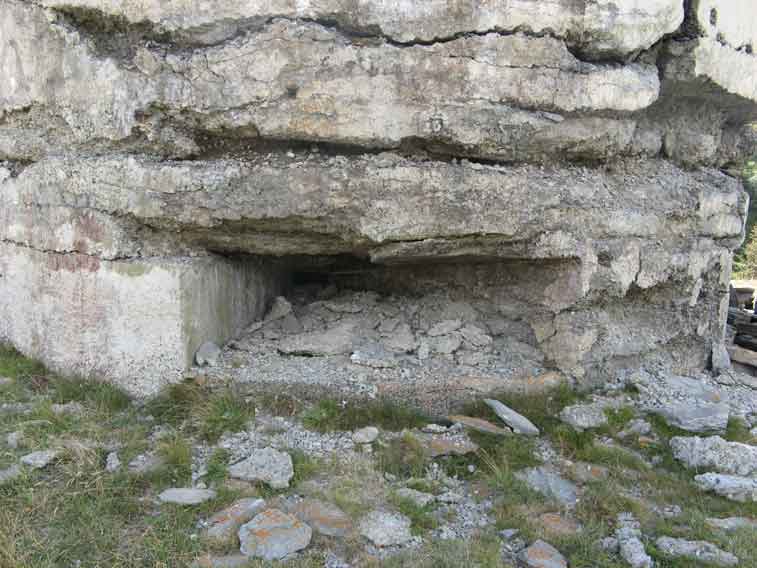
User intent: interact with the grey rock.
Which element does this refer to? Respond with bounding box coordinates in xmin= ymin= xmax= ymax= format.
xmin=265 ymin=297 xmax=292 ymax=321
xmin=0 ymin=403 xmax=33 ymax=416
xmin=396 ymin=487 xmax=435 ymax=507
xmin=0 ymin=376 xmax=12 ymax=387
xmin=705 ymin=516 xmax=757 ymax=532
xmin=128 ymin=452 xmax=164 ymax=474
xmin=350 ymin=347 xmax=397 ymax=369
xmin=436 ymin=491 xmax=464 ymax=504
xmin=656 ymin=403 xmax=730 ymax=433
xmin=204 ymin=498 xmax=266 ymax=542
xmin=289 ymin=499 xmax=352 ymax=537
xmin=427 ymin=319 xmax=462 ymax=337
xmin=428 ymin=333 xmax=462 ymax=355
xmin=618 ymin=419 xmax=652 ymax=439
xmin=559 ymin=403 xmax=608 ymax=431
xmin=359 ymin=510 xmax=413 ymax=547
xmin=695 ymin=473 xmax=757 ymax=502
xmin=0 ymin=465 xmax=22 ymax=485
xmin=352 ymin=426 xmax=379 ymax=445
xmin=158 ymin=488 xmax=217 ymax=505
xmin=459 ymin=325 xmax=493 ymax=348
xmin=382 ymin=323 xmax=416 ymax=354
xmin=518 ymin=540 xmax=567 ymax=568
xmin=278 ymin=322 xmax=357 ymax=356
xmin=228 ymin=447 xmax=294 ymax=489
xmin=655 ymin=536 xmax=738 ymax=566
xmin=599 ymin=536 xmax=619 ymax=552
xmin=670 ymin=436 xmax=757 ymax=476
xmin=448 ymin=415 xmax=511 ymax=436
xmin=20 ymin=450 xmax=58 ymax=469
xmin=50 ymin=401 xmax=84 ymax=415
xmin=196 ymin=342 xmax=222 ymax=367
xmin=615 ymin=513 xmax=652 ymax=568
xmin=6 ymin=431 xmax=23 ymax=450
xmin=105 ymin=452 xmax=121 ymax=473
xmin=515 ymin=467 xmax=578 ymax=508
xmin=238 ymin=509 xmax=312 ymax=561
xmin=484 ymin=399 xmax=540 ymax=436
xmin=422 ymin=424 xmax=448 ymax=434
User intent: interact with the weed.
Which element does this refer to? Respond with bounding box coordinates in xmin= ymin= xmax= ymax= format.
xmin=204 ymin=449 xmax=230 ymax=486
xmin=196 ymin=390 xmax=255 ymax=443
xmin=389 ymin=493 xmax=438 ymax=535
xmin=302 ymin=399 xmax=429 ymax=433
xmin=725 ymin=416 xmax=753 ymax=444
xmin=376 ymin=433 xmax=428 ymax=478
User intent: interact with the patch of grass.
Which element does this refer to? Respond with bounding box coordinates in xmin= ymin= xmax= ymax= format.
xmin=301 ymin=398 xmax=429 ymax=433
xmin=604 ymin=406 xmax=635 ymax=432
xmin=204 ymin=448 xmax=230 ymax=486
xmin=256 ymin=392 xmax=301 ymax=417
xmin=291 ymin=449 xmax=321 ymax=486
xmin=196 ymin=390 xmax=255 ymax=443
xmin=376 ymin=433 xmax=428 ymax=479
xmin=725 ymin=416 xmax=753 ymax=444
xmin=0 ymin=344 xmax=47 ymax=380
xmin=375 ymin=536 xmax=504 ymax=568
xmin=389 ymin=493 xmax=438 ymax=535
xmin=145 ymin=382 xmax=254 ymax=442
xmin=146 ymin=433 xmax=192 ymax=488
xmin=574 ymin=444 xmax=649 ymax=472
xmin=405 ymin=479 xmax=443 ymax=495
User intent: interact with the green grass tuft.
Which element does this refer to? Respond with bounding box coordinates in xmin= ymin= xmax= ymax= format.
xmin=301 ymin=398 xmax=429 ymax=433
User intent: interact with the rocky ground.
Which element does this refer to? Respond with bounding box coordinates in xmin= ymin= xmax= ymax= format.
xmin=1 ymin=342 xmax=757 ymax=567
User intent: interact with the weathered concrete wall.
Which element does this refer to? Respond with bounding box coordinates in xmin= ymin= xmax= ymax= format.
xmin=0 ymin=0 xmax=755 ymax=396
xmin=0 ymin=244 xmax=283 ymax=395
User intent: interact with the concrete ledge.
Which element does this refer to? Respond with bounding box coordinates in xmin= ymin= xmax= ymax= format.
xmin=0 ymin=243 xmax=283 ymax=396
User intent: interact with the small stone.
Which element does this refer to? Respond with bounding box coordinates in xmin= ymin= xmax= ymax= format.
xmin=422 ymin=424 xmax=448 ymax=434
xmin=447 ymin=415 xmax=511 ymax=436
xmin=695 ymin=473 xmax=757 ymax=502
xmin=20 ymin=450 xmax=58 ymax=469
xmin=657 ymin=402 xmax=730 ymax=433
xmin=265 ymin=297 xmax=292 ymax=321
xmin=396 ymin=487 xmax=435 ymax=507
xmin=655 ymin=536 xmax=738 ymax=566
xmin=51 ymin=401 xmax=84 ymax=415
xmin=228 ymin=447 xmax=294 ymax=489
xmin=539 ymin=513 xmax=582 ymax=536
xmin=518 ymin=539 xmax=567 ymax=568
xmin=352 ymin=426 xmax=379 ymax=444
xmin=238 ymin=509 xmax=312 ymax=561
xmin=196 ymin=341 xmax=222 ymax=367
xmin=559 ymin=403 xmax=608 ymax=431
xmin=6 ymin=431 xmax=23 ymax=450
xmin=290 ymin=499 xmax=352 ymax=537
xmin=350 ymin=348 xmax=397 ymax=369
xmin=128 ymin=452 xmax=164 ymax=474
xmin=105 ymin=452 xmax=121 ymax=473
xmin=359 ymin=510 xmax=413 ymax=547
xmin=436 ymin=491 xmax=463 ymax=504
xmin=204 ymin=498 xmax=266 ymax=542
xmin=617 ymin=419 xmax=652 ymax=439
xmin=0 ymin=376 xmax=12 ymax=387
xmin=278 ymin=322 xmax=356 ymax=356
xmin=483 ymin=399 xmax=540 ymax=436
xmin=599 ymin=536 xmax=619 ymax=552
xmin=616 ymin=513 xmax=652 ymax=568
xmin=0 ymin=465 xmax=22 ymax=485
xmin=705 ymin=516 xmax=757 ymax=532
xmin=427 ymin=319 xmax=462 ymax=337
xmin=158 ymin=488 xmax=217 ymax=505
xmin=670 ymin=435 xmax=757 ymax=476
xmin=499 ymin=528 xmax=520 ymax=540
xmin=515 ymin=467 xmax=578 ymax=508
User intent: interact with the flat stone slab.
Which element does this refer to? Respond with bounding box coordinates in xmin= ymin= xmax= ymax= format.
xmin=657 ymin=402 xmax=730 ymax=433
xmin=447 ymin=415 xmax=511 ymax=436
xmin=20 ymin=450 xmax=58 ymax=469
xmin=277 ymin=322 xmax=357 ymax=356
xmin=671 ymin=435 xmax=757 ymax=476
xmin=705 ymin=516 xmax=757 ymax=532
xmin=655 ymin=536 xmax=738 ymax=566
xmin=289 ymin=499 xmax=352 ymax=537
xmin=559 ymin=403 xmax=608 ymax=431
xmin=359 ymin=510 xmax=413 ymax=547
xmin=228 ymin=447 xmax=294 ymax=489
xmin=193 ymin=554 xmax=250 ymax=568
xmin=204 ymin=498 xmax=266 ymax=542
xmin=484 ymin=399 xmax=540 ymax=436
xmin=238 ymin=509 xmax=312 ymax=561
xmin=518 ymin=539 xmax=567 ymax=568
xmin=515 ymin=467 xmax=578 ymax=508
xmin=539 ymin=513 xmax=582 ymax=536
xmin=352 ymin=426 xmax=379 ymax=444
xmin=695 ymin=473 xmax=757 ymax=502
xmin=158 ymin=488 xmax=217 ymax=505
